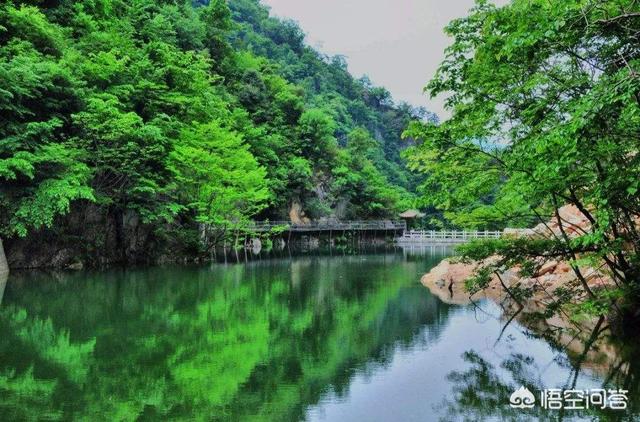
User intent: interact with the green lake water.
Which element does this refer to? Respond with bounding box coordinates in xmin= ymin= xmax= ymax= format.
xmin=0 ymin=248 xmax=638 ymax=421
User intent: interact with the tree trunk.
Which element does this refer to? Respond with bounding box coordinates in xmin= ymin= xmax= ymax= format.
xmin=0 ymin=237 xmax=8 ymax=275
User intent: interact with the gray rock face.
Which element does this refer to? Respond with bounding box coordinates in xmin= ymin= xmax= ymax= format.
xmin=4 ymin=204 xmax=166 ymax=269
xmin=0 ymin=237 xmax=8 ymax=274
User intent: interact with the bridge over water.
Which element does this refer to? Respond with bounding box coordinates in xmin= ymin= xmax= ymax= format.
xmin=247 ymin=221 xmax=506 ymax=244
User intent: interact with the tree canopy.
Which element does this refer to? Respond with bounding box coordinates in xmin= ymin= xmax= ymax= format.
xmin=0 ymin=0 xmax=428 ymax=261
xmin=406 ymin=0 xmax=640 ymax=319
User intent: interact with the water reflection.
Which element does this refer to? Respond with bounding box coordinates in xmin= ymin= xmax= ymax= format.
xmin=0 ymin=249 xmax=450 ymax=420
xmin=0 ymin=248 xmax=637 ymax=421
xmin=436 ymin=312 xmax=640 ymax=421
xmin=307 ymin=297 xmax=640 ymax=421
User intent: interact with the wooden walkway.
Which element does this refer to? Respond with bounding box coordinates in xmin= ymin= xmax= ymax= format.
xmin=236 ymin=221 xmax=511 ymax=245
xmin=249 ymin=220 xmax=407 ymax=232
xmin=396 ymin=230 xmax=503 ymax=244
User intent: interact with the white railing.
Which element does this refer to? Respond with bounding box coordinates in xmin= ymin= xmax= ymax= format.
xmin=396 ymin=230 xmax=503 ymax=244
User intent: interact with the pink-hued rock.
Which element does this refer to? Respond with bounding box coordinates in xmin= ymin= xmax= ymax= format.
xmin=556 ymin=261 xmax=572 ymax=273
xmin=421 ymin=202 xmax=622 ymax=310
xmin=421 ymin=259 xmax=486 ymax=305
xmin=420 ymin=203 xmax=634 ymax=378
xmin=420 ymin=255 xmax=622 ymax=378
xmin=528 ymin=205 xmax=593 ymax=240
xmin=535 ymin=260 xmax=558 ymax=277
xmin=421 ymin=258 xmax=512 ymax=305
xmin=289 ymin=200 xmax=310 ymax=225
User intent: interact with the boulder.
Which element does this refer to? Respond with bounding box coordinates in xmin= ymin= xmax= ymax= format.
xmin=250 ymin=237 xmax=262 ymax=255
xmin=66 ymin=261 xmax=84 ymax=271
xmin=275 ymin=238 xmax=286 ymax=250
xmin=535 ymin=260 xmax=558 ymax=277
xmin=421 ymin=259 xmax=491 ymax=305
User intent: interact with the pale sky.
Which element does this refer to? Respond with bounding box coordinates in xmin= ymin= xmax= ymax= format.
xmin=262 ymin=0 xmax=507 ymax=120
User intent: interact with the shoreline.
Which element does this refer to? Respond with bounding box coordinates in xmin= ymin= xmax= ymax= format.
xmin=420 ymin=258 xmax=625 ymax=379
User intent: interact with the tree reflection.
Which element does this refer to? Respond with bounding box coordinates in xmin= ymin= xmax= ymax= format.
xmin=436 ymin=351 xmax=547 ymax=421
xmin=0 ymin=253 xmax=451 ymax=420
xmin=438 ymin=314 xmax=640 ymax=421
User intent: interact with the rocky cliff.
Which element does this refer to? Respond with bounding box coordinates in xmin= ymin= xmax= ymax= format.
xmin=3 ymin=203 xmax=196 ymax=270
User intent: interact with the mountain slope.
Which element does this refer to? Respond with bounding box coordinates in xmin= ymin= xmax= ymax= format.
xmin=0 ymin=0 xmax=432 ymax=267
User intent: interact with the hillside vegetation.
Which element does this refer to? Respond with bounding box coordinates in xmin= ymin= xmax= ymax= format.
xmin=407 ymin=0 xmax=640 ymax=331
xmin=0 ymin=0 xmax=428 ymax=266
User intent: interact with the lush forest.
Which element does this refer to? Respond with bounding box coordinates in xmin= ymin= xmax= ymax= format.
xmin=2 ymin=0 xmax=640 ymax=417
xmin=406 ymin=0 xmax=640 ymax=328
xmin=0 ymin=0 xmax=431 ymax=267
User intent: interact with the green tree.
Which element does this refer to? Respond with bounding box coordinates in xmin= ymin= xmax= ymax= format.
xmin=0 ymin=0 xmax=425 ymax=266
xmin=297 ymin=108 xmax=338 ymax=166
xmin=0 ymin=6 xmax=94 ymax=238
xmin=169 ymin=122 xmax=270 ymax=229
xmin=346 ymin=127 xmax=378 ymax=157
xmin=406 ymin=0 xmax=640 ymax=324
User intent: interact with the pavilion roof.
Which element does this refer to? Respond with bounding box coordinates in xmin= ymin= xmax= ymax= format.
xmin=399 ymin=209 xmax=425 ymax=218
